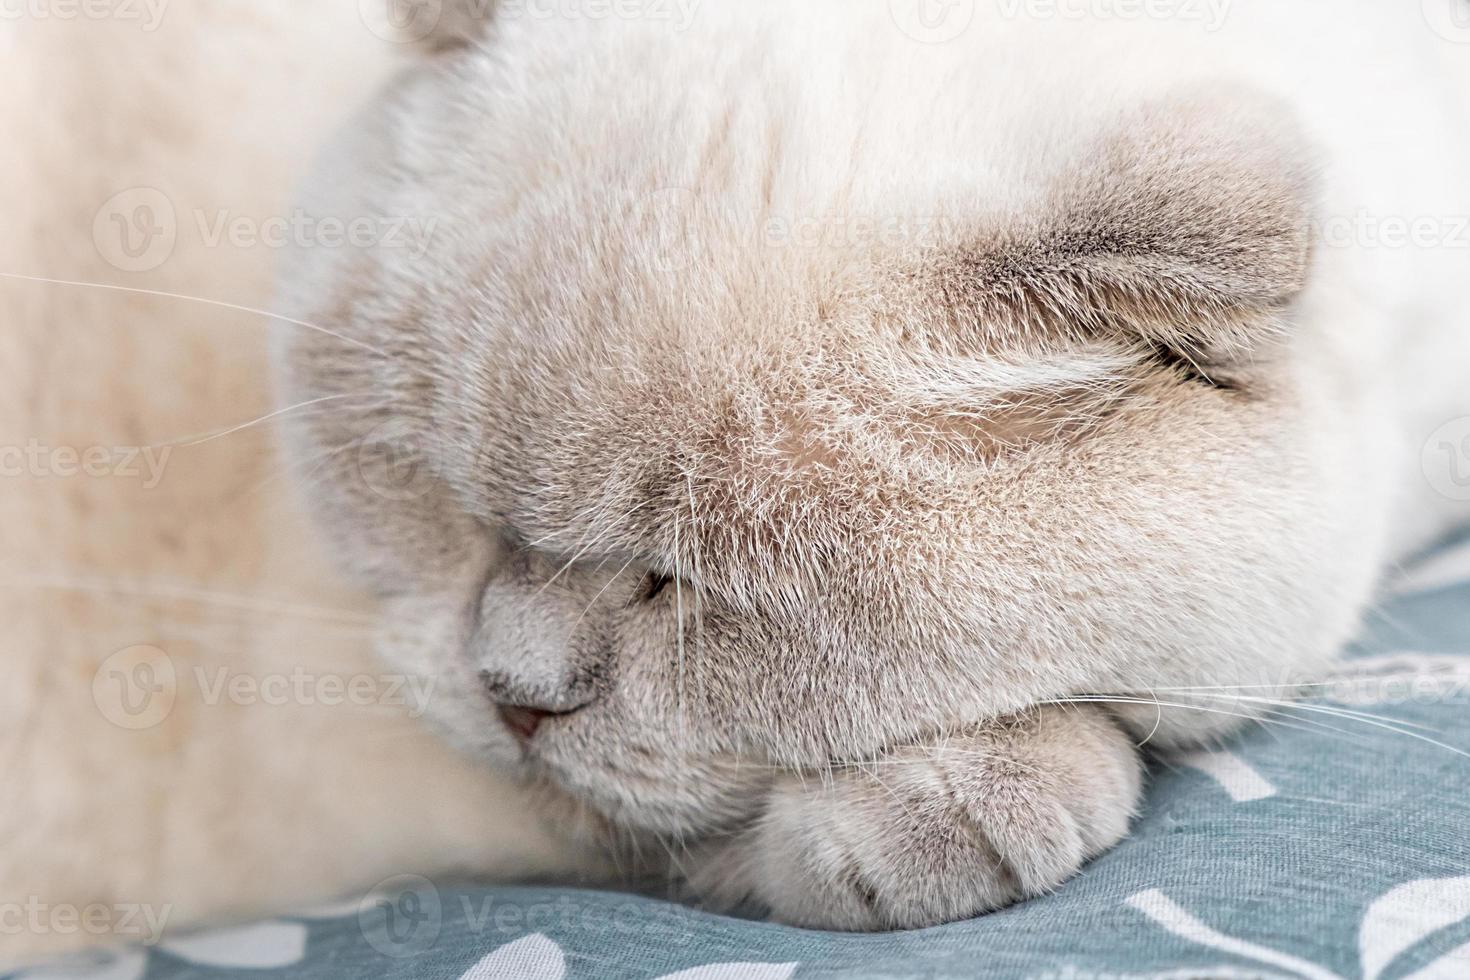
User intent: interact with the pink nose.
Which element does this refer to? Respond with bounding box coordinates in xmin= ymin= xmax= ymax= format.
xmin=496 ymin=703 xmax=556 ymax=743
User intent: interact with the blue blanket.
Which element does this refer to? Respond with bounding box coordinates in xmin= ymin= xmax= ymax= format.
xmin=14 ymin=530 xmax=1470 ymax=980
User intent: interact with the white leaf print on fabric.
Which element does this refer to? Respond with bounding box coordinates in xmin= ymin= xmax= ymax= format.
xmin=458 ymin=934 xmax=566 ymax=980
xmin=158 ymin=921 xmax=308 ymax=969
xmin=1359 ymin=877 xmax=1470 ymax=980
xmin=1126 ymin=890 xmax=1341 ymax=980
xmin=1176 ymin=749 xmax=1277 ymax=802
xmin=14 ymin=950 xmax=147 ymax=980
xmin=1398 ymin=939 xmax=1470 ymax=980
xmin=1131 ymin=880 xmax=1470 ymax=980
xmin=655 ymin=963 xmax=800 ymax=980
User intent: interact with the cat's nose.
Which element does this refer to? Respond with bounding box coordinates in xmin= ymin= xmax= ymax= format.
xmin=492 ymin=701 xmax=558 ymax=743
xmin=480 ymin=669 xmax=596 ymax=743
xmin=473 ymin=577 xmax=609 ymax=741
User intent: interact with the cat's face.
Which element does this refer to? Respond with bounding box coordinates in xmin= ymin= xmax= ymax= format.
xmin=274 ymin=7 xmax=1371 ymax=840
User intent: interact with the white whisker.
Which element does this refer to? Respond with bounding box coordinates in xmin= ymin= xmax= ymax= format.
xmin=0 ymin=272 xmax=390 ymax=357
xmin=1050 ymin=695 xmax=1470 ymax=760
xmin=5 ymin=573 xmax=374 ymax=625
xmin=147 ymin=394 xmax=388 ymax=450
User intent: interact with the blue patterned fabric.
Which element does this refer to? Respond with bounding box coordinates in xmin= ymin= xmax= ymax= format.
xmin=13 ymin=530 xmax=1470 ymax=980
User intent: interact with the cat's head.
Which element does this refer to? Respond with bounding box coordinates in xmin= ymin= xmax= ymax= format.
xmin=274 ymin=3 xmax=1368 ymax=840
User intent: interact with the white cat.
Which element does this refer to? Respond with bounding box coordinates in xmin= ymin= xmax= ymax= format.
xmin=273 ymin=0 xmax=1470 ymax=930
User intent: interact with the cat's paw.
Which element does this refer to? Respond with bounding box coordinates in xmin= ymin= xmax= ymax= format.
xmin=695 ymin=705 xmax=1142 ymax=931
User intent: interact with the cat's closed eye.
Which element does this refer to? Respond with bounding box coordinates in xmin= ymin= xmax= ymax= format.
xmin=1149 ymin=342 xmax=1241 ymax=390
xmin=642 ymin=573 xmax=675 ymax=603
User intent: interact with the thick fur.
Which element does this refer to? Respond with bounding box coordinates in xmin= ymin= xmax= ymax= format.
xmin=274 ymin=0 xmax=1470 ymax=930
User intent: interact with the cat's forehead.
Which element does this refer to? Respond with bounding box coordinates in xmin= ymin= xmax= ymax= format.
xmin=398 ymin=8 xmax=1102 ymax=290
xmin=393 ymin=12 xmax=1306 ymax=587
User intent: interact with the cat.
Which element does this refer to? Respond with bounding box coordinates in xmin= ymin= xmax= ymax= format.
xmin=274 ymin=0 xmax=1470 ymax=930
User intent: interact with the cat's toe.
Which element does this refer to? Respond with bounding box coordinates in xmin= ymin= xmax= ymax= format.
xmin=705 ymin=705 xmax=1142 ymax=931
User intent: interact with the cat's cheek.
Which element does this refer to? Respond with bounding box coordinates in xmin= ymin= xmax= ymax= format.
xmin=524 ymin=696 xmax=770 ymax=838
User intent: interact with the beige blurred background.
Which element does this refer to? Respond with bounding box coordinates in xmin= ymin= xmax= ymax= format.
xmin=0 ymin=2 xmax=578 ymax=967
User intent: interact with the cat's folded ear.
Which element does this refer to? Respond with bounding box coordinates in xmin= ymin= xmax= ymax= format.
xmin=944 ymin=90 xmax=1319 ymax=363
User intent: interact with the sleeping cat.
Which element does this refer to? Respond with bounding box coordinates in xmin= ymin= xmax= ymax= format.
xmin=275 ymin=0 xmax=1470 ymax=929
